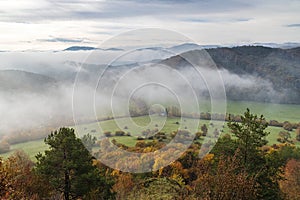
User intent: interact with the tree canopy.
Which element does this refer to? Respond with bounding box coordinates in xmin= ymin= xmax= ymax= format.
xmin=35 ymin=127 xmax=114 ymax=200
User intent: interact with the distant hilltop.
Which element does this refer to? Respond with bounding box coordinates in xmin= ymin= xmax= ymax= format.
xmin=63 ymin=46 xmax=124 ymax=51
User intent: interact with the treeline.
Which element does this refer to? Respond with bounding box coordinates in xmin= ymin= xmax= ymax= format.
xmin=1 ymin=109 xmax=300 ymax=199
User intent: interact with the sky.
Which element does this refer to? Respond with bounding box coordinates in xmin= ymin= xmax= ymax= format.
xmin=0 ymin=0 xmax=299 ymax=50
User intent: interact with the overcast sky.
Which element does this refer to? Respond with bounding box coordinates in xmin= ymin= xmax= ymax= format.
xmin=0 ymin=0 xmax=299 ymax=50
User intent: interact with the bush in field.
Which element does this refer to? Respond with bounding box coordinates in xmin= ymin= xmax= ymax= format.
xmin=104 ymin=131 xmax=112 ymax=137
xmin=277 ymin=137 xmax=284 ymax=143
xmin=141 ymin=129 xmax=160 ymax=139
xmin=195 ymin=132 xmax=202 ymax=140
xmin=170 ymin=132 xmax=176 ymax=139
xmin=115 ymin=130 xmax=126 ymax=136
xmin=153 ymin=132 xmax=167 ymax=140
xmin=200 ymin=112 xmax=211 ymax=120
xmin=283 ymin=121 xmax=293 ymax=131
xmin=269 ymin=120 xmax=283 ymax=127
xmin=137 ymin=136 xmax=145 ymax=140
xmin=155 ymin=134 xmax=167 ymax=140
xmin=177 ymin=130 xmax=191 ymax=136
xmin=278 ymin=131 xmax=293 ymax=144
xmin=0 ymin=140 xmax=10 ymax=154
xmin=172 ymin=130 xmax=193 ymax=143
xmin=201 ymin=124 xmax=208 ymax=136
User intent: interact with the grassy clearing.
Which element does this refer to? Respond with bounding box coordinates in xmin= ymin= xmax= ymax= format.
xmin=74 ymin=115 xmax=300 ymax=148
xmin=185 ymin=100 xmax=300 ymax=123
xmin=1 ymin=100 xmax=300 ymax=160
xmin=1 ymin=139 xmax=47 ymax=160
xmin=226 ymin=100 xmax=300 ymax=123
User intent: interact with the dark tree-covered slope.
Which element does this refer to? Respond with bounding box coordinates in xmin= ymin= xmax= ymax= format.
xmin=161 ymin=46 xmax=300 ymax=104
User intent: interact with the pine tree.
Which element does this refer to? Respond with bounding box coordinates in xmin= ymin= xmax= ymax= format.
xmin=228 ymin=109 xmax=282 ymax=199
xmin=35 ymin=127 xmax=113 ymax=200
xmin=228 ymin=108 xmax=269 ymax=169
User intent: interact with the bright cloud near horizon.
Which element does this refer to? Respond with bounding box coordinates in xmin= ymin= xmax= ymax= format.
xmin=0 ymin=0 xmax=300 ymax=50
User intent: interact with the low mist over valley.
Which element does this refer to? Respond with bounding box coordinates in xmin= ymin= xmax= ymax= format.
xmin=0 ymin=44 xmax=299 ymax=135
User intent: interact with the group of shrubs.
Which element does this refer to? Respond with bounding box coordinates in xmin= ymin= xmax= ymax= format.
xmin=137 ymin=130 xmax=167 ymax=142
xmin=100 ymin=123 xmax=219 ymax=144
xmin=276 ymin=124 xmax=300 ymax=144
xmin=103 ymin=130 xmax=131 ymax=137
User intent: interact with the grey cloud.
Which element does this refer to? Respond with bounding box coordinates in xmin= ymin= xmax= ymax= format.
xmin=181 ymin=17 xmax=252 ymax=23
xmin=181 ymin=18 xmax=212 ymax=23
xmin=90 ymin=31 xmax=112 ymax=35
xmin=56 ymin=0 xmax=252 ymax=18
xmin=0 ymin=0 xmax=253 ymax=22
xmin=236 ymin=18 xmax=252 ymax=22
xmin=37 ymin=37 xmax=84 ymax=43
xmin=286 ymin=24 xmax=300 ymax=27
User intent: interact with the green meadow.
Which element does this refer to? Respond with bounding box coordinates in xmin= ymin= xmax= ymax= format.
xmin=1 ymin=101 xmax=299 ymax=160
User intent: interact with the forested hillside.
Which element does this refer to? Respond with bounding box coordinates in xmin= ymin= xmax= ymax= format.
xmin=162 ymin=46 xmax=300 ymax=104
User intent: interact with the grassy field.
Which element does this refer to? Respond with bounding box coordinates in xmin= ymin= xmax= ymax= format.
xmin=1 ymin=100 xmax=299 ymax=160
xmin=226 ymin=100 xmax=300 ymax=123
xmin=0 ymin=139 xmax=47 ymax=160
xmin=75 ymin=113 xmax=298 ymax=140
xmin=2 ymin=112 xmax=298 ymax=160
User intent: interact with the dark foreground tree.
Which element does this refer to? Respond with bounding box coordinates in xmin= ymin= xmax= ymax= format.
xmin=228 ymin=108 xmax=269 ymax=168
xmin=35 ymin=127 xmax=114 ymax=200
xmin=228 ymin=109 xmax=283 ymax=199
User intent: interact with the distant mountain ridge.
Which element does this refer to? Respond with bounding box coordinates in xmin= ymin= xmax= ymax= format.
xmin=0 ymin=70 xmax=57 ymax=93
xmin=62 ymin=42 xmax=300 ymax=53
xmin=63 ymin=46 xmax=124 ymax=51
